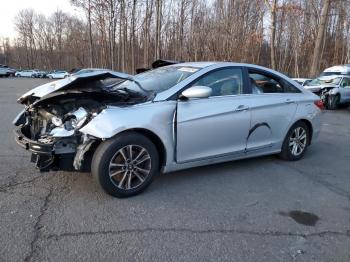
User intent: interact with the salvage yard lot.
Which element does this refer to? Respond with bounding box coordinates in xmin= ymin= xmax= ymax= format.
xmin=1 ymin=78 xmax=350 ymax=262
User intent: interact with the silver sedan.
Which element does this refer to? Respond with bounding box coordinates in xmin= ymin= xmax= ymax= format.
xmin=14 ymin=62 xmax=323 ymax=197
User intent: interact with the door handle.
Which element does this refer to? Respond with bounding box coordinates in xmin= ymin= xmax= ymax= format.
xmin=285 ymin=99 xmax=296 ymax=104
xmin=235 ymin=105 xmax=249 ymax=112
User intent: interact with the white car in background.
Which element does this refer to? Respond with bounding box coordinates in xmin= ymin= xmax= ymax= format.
xmin=47 ymin=71 xmax=69 ymax=79
xmin=15 ymin=70 xmax=37 ymax=77
xmin=320 ymin=65 xmax=350 ymax=77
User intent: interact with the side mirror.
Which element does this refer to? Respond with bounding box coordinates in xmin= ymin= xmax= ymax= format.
xmin=181 ymin=86 xmax=212 ymax=99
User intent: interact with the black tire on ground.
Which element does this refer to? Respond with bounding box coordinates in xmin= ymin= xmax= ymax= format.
xmin=91 ymin=132 xmax=159 ymax=198
xmin=328 ymin=95 xmax=340 ymax=110
xmin=279 ymin=121 xmax=310 ymax=161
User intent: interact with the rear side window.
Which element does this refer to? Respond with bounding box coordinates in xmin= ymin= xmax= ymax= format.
xmin=249 ymin=70 xmax=301 ymax=94
xmin=190 ymin=68 xmax=244 ymax=97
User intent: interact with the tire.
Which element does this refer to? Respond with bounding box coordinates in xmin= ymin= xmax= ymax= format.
xmin=92 ymin=132 xmax=159 ymax=198
xmin=279 ymin=121 xmax=310 ymax=161
xmin=328 ymin=95 xmax=340 ymax=110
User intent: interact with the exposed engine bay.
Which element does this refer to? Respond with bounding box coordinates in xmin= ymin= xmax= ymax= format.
xmin=14 ymin=72 xmax=149 ymax=172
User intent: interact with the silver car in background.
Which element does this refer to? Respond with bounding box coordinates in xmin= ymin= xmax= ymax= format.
xmin=13 ymin=62 xmax=323 ymax=197
xmin=304 ymin=75 xmax=350 ymax=109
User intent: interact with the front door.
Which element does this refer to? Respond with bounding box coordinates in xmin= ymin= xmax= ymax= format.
xmin=176 ymin=67 xmax=251 ymax=163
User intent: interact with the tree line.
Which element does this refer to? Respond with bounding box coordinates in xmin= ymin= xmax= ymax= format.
xmin=0 ymin=0 xmax=349 ymax=77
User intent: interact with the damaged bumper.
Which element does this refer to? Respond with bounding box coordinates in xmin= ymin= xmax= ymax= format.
xmin=14 ymin=125 xmax=96 ymax=172
xmin=15 ymin=126 xmax=53 ymax=155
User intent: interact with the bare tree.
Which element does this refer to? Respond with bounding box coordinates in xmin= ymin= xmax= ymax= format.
xmin=71 ymin=0 xmax=95 ymax=67
xmin=4 ymin=0 xmax=350 ymax=77
xmin=265 ymin=0 xmax=278 ymax=70
xmin=310 ymin=0 xmax=330 ymax=77
xmin=155 ymin=0 xmax=162 ymax=60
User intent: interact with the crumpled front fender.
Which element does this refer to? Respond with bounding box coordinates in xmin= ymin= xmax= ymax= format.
xmin=79 ymin=102 xmax=177 ymax=141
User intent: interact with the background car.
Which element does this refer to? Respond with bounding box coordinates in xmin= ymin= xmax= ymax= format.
xmin=319 ymin=65 xmax=350 ymax=77
xmin=15 ymin=70 xmax=37 ymax=77
xmin=14 ymin=62 xmax=323 ymax=198
xmin=47 ymin=70 xmax=69 ymax=79
xmin=33 ymin=70 xmax=48 ymax=78
xmin=304 ymin=75 xmax=350 ymax=109
xmin=292 ymin=78 xmax=312 ymax=86
xmin=0 ymin=67 xmax=16 ymax=77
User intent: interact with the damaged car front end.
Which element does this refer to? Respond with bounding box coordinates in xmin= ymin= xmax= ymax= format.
xmin=13 ymin=71 xmax=149 ymax=172
xmin=13 ymin=62 xmax=322 ymax=198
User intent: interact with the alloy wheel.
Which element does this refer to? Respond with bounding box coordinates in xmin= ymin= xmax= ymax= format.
xmin=108 ymin=145 xmax=151 ymax=190
xmin=289 ymin=127 xmax=307 ymax=156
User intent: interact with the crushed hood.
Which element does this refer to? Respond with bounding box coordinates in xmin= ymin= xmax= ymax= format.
xmin=304 ymin=84 xmax=337 ymax=90
xmin=18 ymin=71 xmax=133 ymax=104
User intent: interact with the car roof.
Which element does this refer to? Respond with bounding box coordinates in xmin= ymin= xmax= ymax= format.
xmin=323 ymin=65 xmax=350 ymax=73
xmin=167 ymin=61 xmax=284 ymax=72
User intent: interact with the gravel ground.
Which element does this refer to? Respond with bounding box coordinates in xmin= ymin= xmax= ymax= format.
xmin=0 ymin=78 xmax=350 ymax=262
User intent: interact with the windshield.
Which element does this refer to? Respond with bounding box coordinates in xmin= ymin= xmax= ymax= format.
xmin=307 ymin=77 xmax=342 ymax=86
xmin=112 ymin=66 xmax=199 ymax=94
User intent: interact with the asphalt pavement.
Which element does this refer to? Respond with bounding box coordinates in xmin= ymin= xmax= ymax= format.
xmin=0 ymin=78 xmax=350 ymax=262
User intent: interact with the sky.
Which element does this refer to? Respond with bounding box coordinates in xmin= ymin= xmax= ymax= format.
xmin=0 ymin=0 xmax=79 ymax=39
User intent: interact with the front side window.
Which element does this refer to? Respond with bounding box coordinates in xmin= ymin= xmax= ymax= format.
xmin=190 ymin=68 xmax=243 ymax=97
xmin=340 ymin=78 xmax=350 ymax=88
xmin=249 ymin=71 xmax=300 ymax=93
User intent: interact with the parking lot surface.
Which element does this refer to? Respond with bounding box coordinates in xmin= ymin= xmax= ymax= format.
xmin=1 ymin=78 xmax=350 ymax=262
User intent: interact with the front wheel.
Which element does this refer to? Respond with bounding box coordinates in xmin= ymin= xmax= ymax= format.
xmin=279 ymin=122 xmax=310 ymax=161
xmin=92 ymin=132 xmax=159 ymax=198
xmin=327 ymin=95 xmax=340 ymax=110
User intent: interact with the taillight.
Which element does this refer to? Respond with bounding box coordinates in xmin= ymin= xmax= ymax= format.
xmin=314 ymin=99 xmax=324 ymax=110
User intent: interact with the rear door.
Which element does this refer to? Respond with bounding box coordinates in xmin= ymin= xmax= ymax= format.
xmin=246 ymin=69 xmax=299 ymax=150
xmin=176 ymin=67 xmax=251 ymax=163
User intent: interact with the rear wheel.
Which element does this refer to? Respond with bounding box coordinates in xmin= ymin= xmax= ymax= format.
xmin=328 ymin=95 xmax=340 ymax=110
xmin=279 ymin=122 xmax=310 ymax=161
xmin=92 ymin=132 xmax=159 ymax=198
